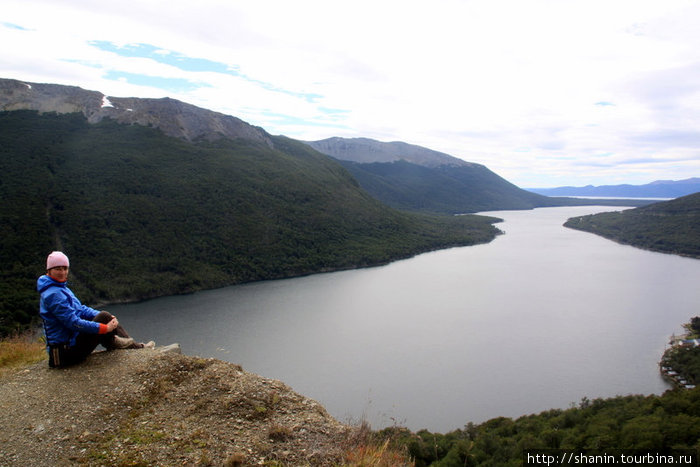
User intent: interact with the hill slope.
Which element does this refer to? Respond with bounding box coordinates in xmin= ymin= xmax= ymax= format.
xmin=564 ymin=192 xmax=700 ymax=258
xmin=307 ymin=137 xmax=642 ymax=213
xmin=0 ymin=109 xmax=500 ymax=335
xmin=337 ymin=159 xmax=557 ymax=213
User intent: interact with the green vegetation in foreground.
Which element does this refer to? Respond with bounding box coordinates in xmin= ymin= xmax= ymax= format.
xmin=563 ymin=193 xmax=700 ymax=259
xmin=0 ymin=110 xmax=501 ymax=335
xmin=371 ymin=318 xmax=700 ymax=466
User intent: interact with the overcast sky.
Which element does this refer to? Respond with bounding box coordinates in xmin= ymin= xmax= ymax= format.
xmin=3 ymin=0 xmax=700 ymax=187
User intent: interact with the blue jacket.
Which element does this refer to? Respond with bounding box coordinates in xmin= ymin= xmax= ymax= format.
xmin=37 ymin=275 xmax=101 ymax=346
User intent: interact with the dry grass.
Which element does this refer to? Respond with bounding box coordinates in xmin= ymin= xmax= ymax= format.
xmin=345 ymin=439 xmax=413 ymax=466
xmin=343 ymin=422 xmax=414 ymax=467
xmin=0 ymin=331 xmax=46 ymax=376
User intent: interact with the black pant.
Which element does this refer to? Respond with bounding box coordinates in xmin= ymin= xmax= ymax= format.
xmin=48 ymin=311 xmax=132 ymax=368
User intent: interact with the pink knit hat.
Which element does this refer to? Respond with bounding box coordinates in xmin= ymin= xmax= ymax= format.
xmin=46 ymin=251 xmax=70 ymax=270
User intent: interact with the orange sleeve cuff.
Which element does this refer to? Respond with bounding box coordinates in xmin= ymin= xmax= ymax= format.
xmin=98 ymin=323 xmax=109 ymax=334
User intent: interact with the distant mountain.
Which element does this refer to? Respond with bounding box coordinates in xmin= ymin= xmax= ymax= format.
xmin=307 ymin=137 xmax=472 ymax=168
xmin=307 ymin=137 xmax=644 ymax=213
xmin=0 ymin=80 xmax=502 ymax=334
xmin=564 ymin=192 xmax=700 ymax=258
xmin=528 ymin=178 xmax=700 ymax=198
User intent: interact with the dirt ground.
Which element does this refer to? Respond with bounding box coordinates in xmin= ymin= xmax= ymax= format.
xmin=0 ymin=345 xmax=358 ymax=466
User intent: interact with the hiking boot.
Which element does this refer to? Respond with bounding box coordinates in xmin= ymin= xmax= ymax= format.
xmin=128 ymin=340 xmax=156 ymax=349
xmin=112 ymin=335 xmax=135 ymax=349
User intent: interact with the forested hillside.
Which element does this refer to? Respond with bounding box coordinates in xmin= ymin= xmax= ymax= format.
xmin=564 ymin=193 xmax=700 ymax=258
xmin=337 ymin=159 xmax=558 ymax=213
xmin=380 ymin=389 xmax=700 ymax=466
xmin=309 ymin=137 xmax=649 ymax=214
xmin=0 ymin=110 xmax=501 ymax=335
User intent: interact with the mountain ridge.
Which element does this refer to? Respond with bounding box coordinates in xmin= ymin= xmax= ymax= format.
xmin=306 ymin=137 xmax=650 ymax=214
xmin=2 ymin=77 xmax=651 ymax=214
xmin=528 ymin=178 xmax=700 ymax=198
xmin=306 ymin=136 xmax=474 ymax=168
xmin=0 ymin=78 xmax=272 ymax=145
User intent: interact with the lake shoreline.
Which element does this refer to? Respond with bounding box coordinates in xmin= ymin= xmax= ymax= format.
xmin=93 ymin=219 xmax=505 ymax=309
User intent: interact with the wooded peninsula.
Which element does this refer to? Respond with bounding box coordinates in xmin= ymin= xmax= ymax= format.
xmin=564 ymin=192 xmax=700 ymax=259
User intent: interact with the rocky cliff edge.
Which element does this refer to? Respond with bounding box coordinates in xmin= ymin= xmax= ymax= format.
xmin=0 ymin=345 xmax=354 ymax=466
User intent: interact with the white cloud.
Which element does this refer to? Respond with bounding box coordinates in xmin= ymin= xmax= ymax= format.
xmin=2 ymin=0 xmax=700 ymax=187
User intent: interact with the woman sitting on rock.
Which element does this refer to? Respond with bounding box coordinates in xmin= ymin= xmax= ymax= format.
xmin=37 ymin=251 xmax=154 ymax=368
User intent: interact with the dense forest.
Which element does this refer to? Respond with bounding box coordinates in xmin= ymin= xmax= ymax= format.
xmin=335 ymin=159 xmax=646 ymax=214
xmin=338 ymin=159 xmax=552 ymax=213
xmin=564 ymin=193 xmax=700 ymax=259
xmin=0 ymin=110 xmax=501 ymax=335
xmin=374 ymin=318 xmax=700 ymax=466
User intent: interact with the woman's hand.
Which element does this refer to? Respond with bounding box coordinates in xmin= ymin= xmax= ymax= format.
xmin=107 ymin=317 xmax=119 ymax=332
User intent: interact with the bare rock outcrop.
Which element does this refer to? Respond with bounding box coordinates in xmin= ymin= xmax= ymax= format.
xmin=0 ymin=78 xmax=272 ymax=146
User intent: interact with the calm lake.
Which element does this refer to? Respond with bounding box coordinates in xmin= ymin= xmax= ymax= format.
xmin=108 ymin=206 xmax=700 ymax=432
